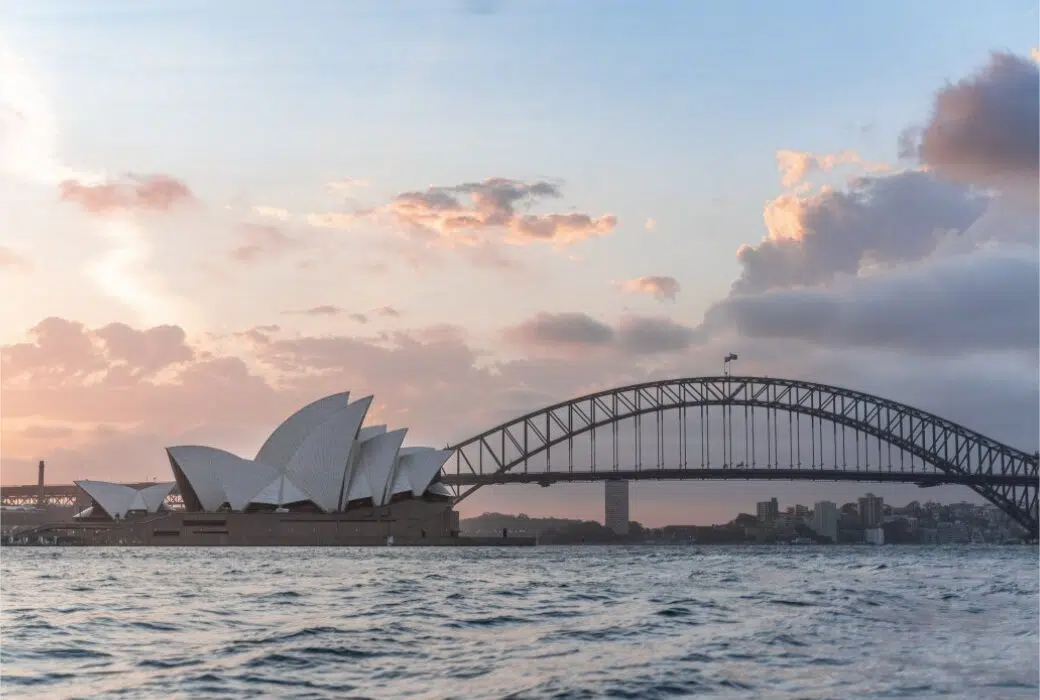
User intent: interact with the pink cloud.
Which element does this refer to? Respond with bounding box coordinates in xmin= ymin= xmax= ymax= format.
xmin=308 ymin=177 xmax=617 ymax=248
xmin=229 ymin=223 xmax=301 ymax=263
xmin=58 ymin=174 xmax=195 ymax=215
xmin=0 ymin=245 xmax=32 ymax=273
xmin=618 ymin=275 xmax=681 ymax=301
xmin=775 ymin=150 xmax=889 ymax=188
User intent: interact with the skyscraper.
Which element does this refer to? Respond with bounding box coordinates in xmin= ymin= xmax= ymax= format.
xmin=859 ymin=493 xmax=884 ymax=528
xmin=604 ymin=480 xmax=630 ymax=535
xmin=756 ymin=497 xmax=779 ymax=524
xmin=811 ymin=501 xmax=839 ymax=543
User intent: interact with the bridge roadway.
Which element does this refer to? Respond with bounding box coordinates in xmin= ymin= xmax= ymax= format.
xmin=5 ymin=467 xmax=1032 ymax=505
xmin=440 ymin=468 xmax=1037 ymax=488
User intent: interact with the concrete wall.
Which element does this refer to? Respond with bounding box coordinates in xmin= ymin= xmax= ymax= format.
xmin=62 ymin=499 xmax=458 ymax=546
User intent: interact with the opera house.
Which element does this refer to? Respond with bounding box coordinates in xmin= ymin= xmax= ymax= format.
xmin=68 ymin=392 xmax=462 ymax=546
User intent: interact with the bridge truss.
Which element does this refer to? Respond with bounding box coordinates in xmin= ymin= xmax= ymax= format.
xmin=444 ymin=376 xmax=1039 ymax=536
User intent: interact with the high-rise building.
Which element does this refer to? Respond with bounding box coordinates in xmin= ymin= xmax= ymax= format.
xmin=756 ymin=497 xmax=779 ymax=524
xmin=604 ymin=480 xmax=630 ymax=535
xmin=811 ymin=501 xmax=838 ymax=543
xmin=859 ymin=493 xmax=884 ymax=528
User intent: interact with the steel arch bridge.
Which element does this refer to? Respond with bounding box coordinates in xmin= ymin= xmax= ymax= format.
xmin=442 ymin=376 xmax=1039 ymax=536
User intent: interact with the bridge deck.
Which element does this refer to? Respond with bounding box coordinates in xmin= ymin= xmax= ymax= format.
xmin=442 ymin=468 xmax=1036 ymax=487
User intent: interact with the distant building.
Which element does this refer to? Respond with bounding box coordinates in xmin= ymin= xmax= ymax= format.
xmin=864 ymin=527 xmax=885 ymax=545
xmin=811 ymin=501 xmax=838 ymax=542
xmin=604 ymin=480 xmax=629 ymax=535
xmin=756 ymin=497 xmax=779 ymax=524
xmin=859 ymin=493 xmax=884 ymax=528
xmin=794 ymin=504 xmax=810 ymax=519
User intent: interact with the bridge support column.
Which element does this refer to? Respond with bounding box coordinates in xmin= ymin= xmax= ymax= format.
xmin=604 ymin=480 xmax=629 ymax=535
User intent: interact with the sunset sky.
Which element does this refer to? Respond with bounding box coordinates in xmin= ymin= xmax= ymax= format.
xmin=2 ymin=1 xmax=1038 ymax=526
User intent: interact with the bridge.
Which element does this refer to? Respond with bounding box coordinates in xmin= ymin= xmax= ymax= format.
xmin=442 ymin=376 xmax=1039 ymax=536
xmin=3 ymin=376 xmax=1036 ymax=536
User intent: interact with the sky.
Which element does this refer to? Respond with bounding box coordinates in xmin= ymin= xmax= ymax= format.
xmin=1 ymin=0 xmax=1038 ymax=526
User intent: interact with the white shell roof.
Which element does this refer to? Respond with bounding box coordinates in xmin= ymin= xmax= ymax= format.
xmin=394 ymin=449 xmax=453 ymax=497
xmin=164 ymin=392 xmax=453 ymax=513
xmin=255 ymin=392 xmax=351 ymax=468
xmin=350 ymin=428 xmax=408 ymax=506
xmin=75 ymin=480 xmax=176 ymax=519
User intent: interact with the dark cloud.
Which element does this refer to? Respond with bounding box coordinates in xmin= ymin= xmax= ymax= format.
xmin=503 ymin=312 xmax=699 ymax=355
xmin=616 ymin=315 xmax=699 ymax=354
xmin=503 ymin=312 xmax=615 ymax=347
xmin=706 ymin=248 xmax=1039 ymax=355
xmin=910 ymin=51 xmax=1039 ymax=185
xmin=284 ymin=305 xmax=344 ymax=316
xmin=308 ymin=177 xmax=617 ymax=246
xmin=734 ymin=171 xmax=987 ymax=294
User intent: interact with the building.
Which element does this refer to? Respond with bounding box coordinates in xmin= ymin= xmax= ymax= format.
xmin=811 ymin=501 xmax=839 ymax=543
xmin=60 ymin=391 xmax=466 ymax=546
xmin=859 ymin=493 xmax=884 ymax=528
xmin=756 ymin=497 xmax=779 ymax=524
xmin=864 ymin=527 xmax=885 ymax=545
xmin=604 ymin=480 xmax=630 ymax=535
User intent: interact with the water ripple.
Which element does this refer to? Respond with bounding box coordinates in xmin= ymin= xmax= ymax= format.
xmin=1 ymin=546 xmax=1036 ymax=699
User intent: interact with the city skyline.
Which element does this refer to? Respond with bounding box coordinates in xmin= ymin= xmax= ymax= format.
xmin=2 ymin=1 xmax=1038 ymax=528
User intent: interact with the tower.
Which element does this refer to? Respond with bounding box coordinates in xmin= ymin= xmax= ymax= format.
xmin=604 ymin=479 xmax=630 ymax=535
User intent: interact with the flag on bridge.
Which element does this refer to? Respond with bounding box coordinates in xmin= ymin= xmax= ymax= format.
xmin=724 ymin=353 xmax=738 ymax=363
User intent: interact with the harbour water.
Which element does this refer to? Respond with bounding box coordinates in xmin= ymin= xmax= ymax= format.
xmin=2 ymin=546 xmax=1037 ymax=698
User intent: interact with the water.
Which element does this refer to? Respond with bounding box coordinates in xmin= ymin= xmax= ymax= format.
xmin=1 ymin=546 xmax=1036 ymax=699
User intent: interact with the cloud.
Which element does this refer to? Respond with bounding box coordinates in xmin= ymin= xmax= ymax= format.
xmin=734 ymin=170 xmax=987 ymax=294
xmin=906 ymin=51 xmax=1039 ymax=186
xmin=618 ymin=275 xmax=681 ymax=301
xmin=503 ymin=312 xmax=615 ymax=347
xmin=775 ymin=150 xmax=878 ymax=187
xmin=0 ymin=245 xmax=32 ymax=273
xmin=503 ymin=311 xmax=698 ymax=355
xmin=58 ymin=174 xmax=195 ymax=215
xmin=306 ymin=212 xmax=359 ymax=230
xmin=0 ymin=49 xmax=187 ymax=324
xmin=616 ymin=315 xmax=699 ymax=354
xmin=324 ymin=177 xmax=369 ymax=193
xmin=281 ymin=305 xmax=401 ymax=323
xmin=229 ymin=223 xmax=301 ymax=263
xmin=706 ymin=247 xmax=1039 ymax=355
xmin=0 ymin=47 xmax=86 ymax=185
xmin=2 ymin=317 xmax=195 ymax=388
xmin=283 ymin=305 xmax=344 ymax=317
xmin=308 ymin=177 xmax=617 ymax=247
xmin=252 ymin=205 xmax=290 ymax=221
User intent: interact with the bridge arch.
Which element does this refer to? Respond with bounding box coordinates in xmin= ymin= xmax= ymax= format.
xmin=444 ymin=376 xmax=1038 ymax=536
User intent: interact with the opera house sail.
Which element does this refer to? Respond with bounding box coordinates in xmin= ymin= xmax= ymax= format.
xmin=67 ymin=392 xmax=461 ymax=546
